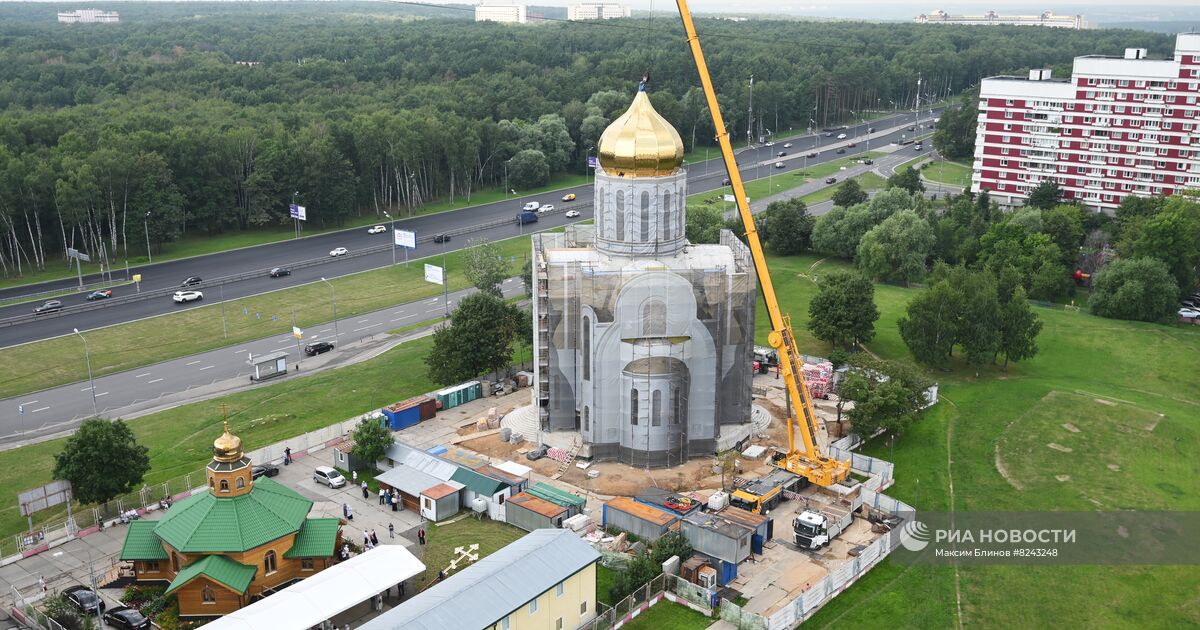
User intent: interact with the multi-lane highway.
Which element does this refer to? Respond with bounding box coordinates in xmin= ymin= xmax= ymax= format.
xmin=0 ymin=109 xmax=940 ymax=349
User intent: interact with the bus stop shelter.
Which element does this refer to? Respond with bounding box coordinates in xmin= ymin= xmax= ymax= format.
xmin=249 ymin=350 xmax=289 ymax=382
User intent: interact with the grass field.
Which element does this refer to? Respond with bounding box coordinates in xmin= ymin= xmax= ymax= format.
xmin=687 ymin=153 xmax=883 ymax=214
xmin=799 ymin=172 xmax=888 ymax=206
xmin=0 ymin=174 xmax=588 ymax=292
xmin=0 ymin=236 xmax=532 ymax=400
xmin=419 ymin=517 xmax=526 ymax=590
xmin=596 ymin=564 xmax=618 ymax=608
xmin=921 ymin=158 xmax=973 ymax=189
xmin=620 ymin=601 xmax=712 ymax=630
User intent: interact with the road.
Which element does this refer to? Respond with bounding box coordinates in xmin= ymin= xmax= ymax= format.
xmin=0 ymin=279 xmax=525 ymax=445
xmin=0 ymin=109 xmax=941 ymax=349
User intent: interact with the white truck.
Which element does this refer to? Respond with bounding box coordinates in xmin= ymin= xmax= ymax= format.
xmin=793 ymin=505 xmax=852 ymax=549
xmin=522 ymin=201 xmax=541 ymax=211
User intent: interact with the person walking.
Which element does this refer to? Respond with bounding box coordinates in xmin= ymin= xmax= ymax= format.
xmin=363 ymin=531 xmax=371 ymax=549
xmin=361 ymin=480 xmax=369 ymax=499
xmin=388 ymin=523 xmax=395 ymax=538
xmin=352 ymin=470 xmax=358 ymax=484
xmin=418 ymin=528 xmax=426 ymax=545
xmin=391 ymin=492 xmax=399 ymax=512
xmin=38 ymin=576 xmax=46 ymax=594
xmin=344 ymin=503 xmax=354 ymax=521
xmin=379 ymin=487 xmax=386 ymax=506
xmin=283 ymin=447 xmax=292 ymax=465
xmin=370 ymin=529 xmax=380 ymax=547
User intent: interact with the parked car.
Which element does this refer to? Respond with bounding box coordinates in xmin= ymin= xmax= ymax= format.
xmin=783 ymin=142 xmax=793 ymax=148
xmin=825 ymin=177 xmax=838 ymax=184
xmin=173 ymin=290 xmax=203 ymax=303
xmin=836 ymin=133 xmax=847 ymax=139
xmin=313 ymin=466 xmax=346 ymax=488
xmin=1179 ymin=308 xmax=1200 ymax=319
xmin=103 ymin=606 xmax=150 ymax=630
xmin=522 ymin=201 xmax=541 ymax=211
xmin=269 ymin=267 xmax=291 ymax=278
xmin=252 ymin=464 xmax=280 ymax=479
xmin=537 ymin=204 xmax=555 ymax=213
xmin=63 ymin=585 xmax=105 ymax=616
xmin=433 ymin=233 xmax=451 ymax=243
xmin=806 ymin=151 xmax=818 ymax=158
xmin=561 ymin=193 xmax=577 ymax=202
xmin=777 ymin=151 xmax=787 ymax=157
xmin=329 ymin=247 xmax=348 ymax=257
xmin=86 ymin=289 xmax=113 ymax=301
xmin=774 ymin=161 xmax=785 ymax=169
xmin=180 ymin=276 xmax=202 ymax=288
xmin=33 ymin=300 xmax=63 ymax=314
xmin=367 ymin=225 xmax=386 ymax=234
xmin=565 ymin=210 xmax=581 ymax=218
xmin=304 ymin=341 xmax=335 ymax=356
xmin=836 ymin=148 xmax=846 ymax=154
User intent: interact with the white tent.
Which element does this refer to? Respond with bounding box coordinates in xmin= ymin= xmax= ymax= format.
xmin=204 ymin=545 xmax=425 ymax=630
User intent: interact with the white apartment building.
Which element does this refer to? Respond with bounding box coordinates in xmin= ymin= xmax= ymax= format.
xmin=915 ymin=10 xmax=1086 ymax=29
xmin=972 ymin=33 xmax=1200 ymax=212
xmin=57 ymin=9 xmax=119 ymax=23
xmin=568 ymin=3 xmax=631 ymax=20
xmin=475 ymin=2 xmax=528 ymax=24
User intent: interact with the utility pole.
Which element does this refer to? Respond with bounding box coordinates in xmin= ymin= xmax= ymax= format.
xmin=747 ymin=75 xmax=754 ymax=146
xmin=73 ymin=328 xmax=98 ymax=417
xmin=320 ymin=277 xmax=339 ymax=341
xmin=385 ymin=211 xmax=396 ymax=266
xmin=291 ymin=191 xmax=300 ymax=239
xmin=143 ymin=211 xmax=152 ymax=263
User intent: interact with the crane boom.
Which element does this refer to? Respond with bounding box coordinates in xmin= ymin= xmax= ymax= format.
xmin=674 ymin=0 xmax=849 ymax=487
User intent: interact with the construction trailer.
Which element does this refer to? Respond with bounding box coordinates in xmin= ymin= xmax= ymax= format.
xmin=680 ymin=512 xmax=754 ymax=586
xmin=635 ymin=487 xmax=705 ymax=517
xmin=715 ymin=506 xmax=773 ymax=554
xmin=451 ymin=467 xmax=512 ymax=521
xmin=602 ymin=496 xmax=678 ymax=542
xmin=506 ymin=492 xmax=568 ymax=532
xmin=419 ymin=483 xmax=462 ymax=522
xmin=376 ymin=465 xmax=447 ymax=512
xmin=527 ymin=482 xmax=586 ymax=518
xmin=476 ymin=464 xmax=529 ymax=495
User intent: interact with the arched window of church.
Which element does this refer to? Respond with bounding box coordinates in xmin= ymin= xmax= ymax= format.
xmin=640 ymin=191 xmax=651 ymax=240
xmin=652 ymin=390 xmax=662 ymax=426
xmin=209 ymin=477 xmax=214 ymax=489
xmin=630 ymin=389 xmax=639 ymax=426
xmin=202 ymin=586 xmax=216 ymax=604
xmin=264 ymin=550 xmax=278 ymax=574
xmin=672 ymin=387 xmax=684 ymax=425
xmin=219 ymin=479 xmax=229 ymax=492
xmin=583 ymin=406 xmax=590 ymax=432
xmin=236 ymin=477 xmax=245 ymax=489
xmin=582 ymin=316 xmax=591 ymax=381
xmin=616 ymin=190 xmax=626 ymax=240
xmin=663 ymin=190 xmax=672 ymax=239
xmin=643 ymin=301 xmax=666 ymax=336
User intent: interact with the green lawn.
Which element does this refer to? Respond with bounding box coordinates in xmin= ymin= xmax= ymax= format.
xmin=0 ymin=173 xmax=587 ymax=292
xmin=596 ymin=564 xmax=619 ymax=608
xmin=0 ymin=235 xmax=532 ymax=400
xmin=799 ymin=172 xmax=888 ymax=206
xmin=687 ymin=153 xmax=883 ymax=214
xmin=418 ymin=517 xmax=525 ymax=590
xmin=921 ymin=158 xmax=973 ymax=188
xmin=620 ymin=601 xmax=712 ymax=630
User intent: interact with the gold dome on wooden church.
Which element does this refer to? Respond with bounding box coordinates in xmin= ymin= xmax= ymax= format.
xmin=212 ymin=421 xmax=243 ymax=462
xmin=598 ymin=89 xmax=685 ymax=178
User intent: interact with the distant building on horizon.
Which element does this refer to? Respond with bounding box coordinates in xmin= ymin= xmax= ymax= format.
xmin=915 ymin=9 xmax=1086 ymax=29
xmin=568 ymin=3 xmax=631 ymax=21
xmin=58 ymin=9 xmax=119 ymax=24
xmin=475 ymin=2 xmax=528 ymax=24
xmin=972 ymin=33 xmax=1200 ymax=212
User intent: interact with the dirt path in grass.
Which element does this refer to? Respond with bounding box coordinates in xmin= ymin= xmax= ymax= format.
xmin=943 ymin=396 xmax=965 ymax=630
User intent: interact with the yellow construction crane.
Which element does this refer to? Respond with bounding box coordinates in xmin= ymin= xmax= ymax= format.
xmin=674 ymin=0 xmax=850 ymax=487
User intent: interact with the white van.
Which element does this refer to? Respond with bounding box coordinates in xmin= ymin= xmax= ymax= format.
xmin=313 ymin=466 xmax=347 ymax=489
xmin=522 ymin=201 xmax=540 ymax=211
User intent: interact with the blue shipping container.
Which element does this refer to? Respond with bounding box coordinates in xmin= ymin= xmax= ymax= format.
xmin=718 ymin=560 xmax=737 ymax=586
xmin=381 ymin=404 xmax=421 ymax=430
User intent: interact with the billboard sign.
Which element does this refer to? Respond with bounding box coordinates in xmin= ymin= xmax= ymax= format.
xmin=18 ymin=480 xmax=72 ymax=517
xmin=424 ymin=264 xmax=444 ymax=286
xmin=395 ymin=229 xmax=416 ymax=249
xmin=289 ymin=204 xmax=307 ymax=221
xmin=587 ymin=155 xmax=599 ymax=168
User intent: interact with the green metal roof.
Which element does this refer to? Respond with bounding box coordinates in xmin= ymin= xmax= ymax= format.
xmin=119 ymin=520 xmax=169 ymax=561
xmin=528 ymin=482 xmax=585 ymax=508
xmin=165 ymin=555 xmax=257 ymax=595
xmin=153 ymin=477 xmax=312 ymax=553
xmin=451 ymin=467 xmax=507 ymax=496
xmin=284 ymin=518 xmax=341 ymax=559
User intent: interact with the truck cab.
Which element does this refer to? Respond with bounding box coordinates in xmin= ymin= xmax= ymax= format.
xmin=793 ymin=510 xmax=831 ymax=549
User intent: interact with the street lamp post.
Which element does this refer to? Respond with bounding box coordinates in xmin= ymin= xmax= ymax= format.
xmin=384 ymin=211 xmax=396 ymax=266
xmin=143 ymin=212 xmax=152 ymax=263
xmin=73 ymin=328 xmax=98 ymax=417
xmin=319 ymin=278 xmax=339 ymax=342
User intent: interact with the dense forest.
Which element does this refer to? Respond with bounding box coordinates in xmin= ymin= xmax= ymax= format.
xmin=0 ymin=2 xmax=1175 ymax=276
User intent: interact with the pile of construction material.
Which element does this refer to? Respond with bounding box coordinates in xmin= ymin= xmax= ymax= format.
xmin=802 ymin=361 xmax=835 ymax=398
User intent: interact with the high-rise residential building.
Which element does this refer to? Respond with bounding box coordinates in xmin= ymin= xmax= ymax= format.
xmin=915 ymin=9 xmax=1086 ymax=29
xmin=474 ymin=2 xmax=528 ymax=24
xmin=568 ymin=3 xmax=631 ymax=20
xmin=57 ymin=9 xmax=119 ymax=23
xmin=972 ymin=33 xmax=1200 ymax=212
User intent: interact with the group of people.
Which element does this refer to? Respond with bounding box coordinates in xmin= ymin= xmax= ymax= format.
xmin=363 ymin=529 xmax=381 ymax=550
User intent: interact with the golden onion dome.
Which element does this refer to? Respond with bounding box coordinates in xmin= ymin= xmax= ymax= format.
xmin=212 ymin=421 xmax=243 ymax=463
xmin=598 ymin=89 xmax=685 ymax=178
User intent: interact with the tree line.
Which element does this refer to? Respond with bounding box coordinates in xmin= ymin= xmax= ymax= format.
xmin=0 ymin=0 xmax=1170 ymax=276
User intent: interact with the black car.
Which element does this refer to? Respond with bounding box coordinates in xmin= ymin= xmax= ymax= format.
xmin=304 ymin=341 xmax=335 ymax=356
xmin=721 ymin=178 xmax=731 ymax=186
xmin=269 ymin=267 xmax=291 ymax=278
xmin=836 ymin=148 xmax=846 ymax=154
xmin=180 ymin=276 xmax=202 ymax=288
xmin=825 ymin=177 xmax=838 ymax=184
xmin=777 ymin=151 xmax=787 ymax=157
xmin=868 ymin=127 xmax=875 ymax=133
xmin=63 ymin=585 xmax=106 ymax=616
xmin=907 ymin=126 xmax=916 ymax=132
xmin=252 ymin=464 xmax=280 ymax=479
xmin=33 ymin=300 xmax=62 ymax=314
xmin=864 ymin=159 xmax=875 ymax=165
xmin=433 ymin=233 xmax=451 ymax=244
xmin=103 ymin=606 xmax=150 ymax=630
xmin=86 ymin=289 xmax=113 ymax=301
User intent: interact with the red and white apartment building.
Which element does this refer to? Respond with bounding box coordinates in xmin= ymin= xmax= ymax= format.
xmin=972 ymin=33 xmax=1200 ymax=212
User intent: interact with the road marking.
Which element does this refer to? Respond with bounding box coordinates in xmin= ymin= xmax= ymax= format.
xmin=320 ymin=328 xmax=332 ymax=333
xmin=186 ymin=360 xmax=202 ymax=366
xmin=95 ymin=392 xmax=109 ymax=397
xmin=80 ymin=386 xmax=94 ymax=392
xmin=352 ymin=324 xmax=380 ymax=332
xmin=425 ymin=298 xmax=439 ymax=305
xmin=426 ymin=308 xmax=441 ymax=313
xmin=20 ymin=400 xmax=37 ymax=406
xmin=234 ymin=349 xmax=248 ymax=354
xmin=148 ymin=378 xmax=164 ymax=384
xmin=199 ymin=365 xmax=215 ymax=371
xmin=31 ymin=406 xmax=50 ymax=413
xmin=135 ymin=373 xmax=151 ymax=378
xmin=357 ymin=318 xmax=370 ymax=323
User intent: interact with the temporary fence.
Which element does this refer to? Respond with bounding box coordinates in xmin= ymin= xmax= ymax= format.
xmin=579 ymin=573 xmax=715 ymax=630
xmin=826 ymin=445 xmax=895 ymax=488
xmin=8 ymin=585 xmax=68 ymax=630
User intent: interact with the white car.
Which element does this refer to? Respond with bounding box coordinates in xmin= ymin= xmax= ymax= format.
xmin=836 ymin=133 xmax=847 ymax=139
xmin=783 ymin=142 xmax=793 ymax=148
xmin=330 ymin=247 xmax=348 ymax=257
xmin=565 ymin=210 xmax=580 ymax=218
xmin=173 ymin=290 xmax=203 ymax=303
xmin=1179 ymin=308 xmax=1200 ymax=319
xmin=538 ymin=204 xmax=555 ymax=214
xmin=522 ymin=201 xmax=540 ymax=211
xmin=765 ymin=141 xmax=775 ymax=147
xmin=774 ymin=162 xmax=785 ymax=169
xmin=367 ymin=225 xmax=386 ymax=234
